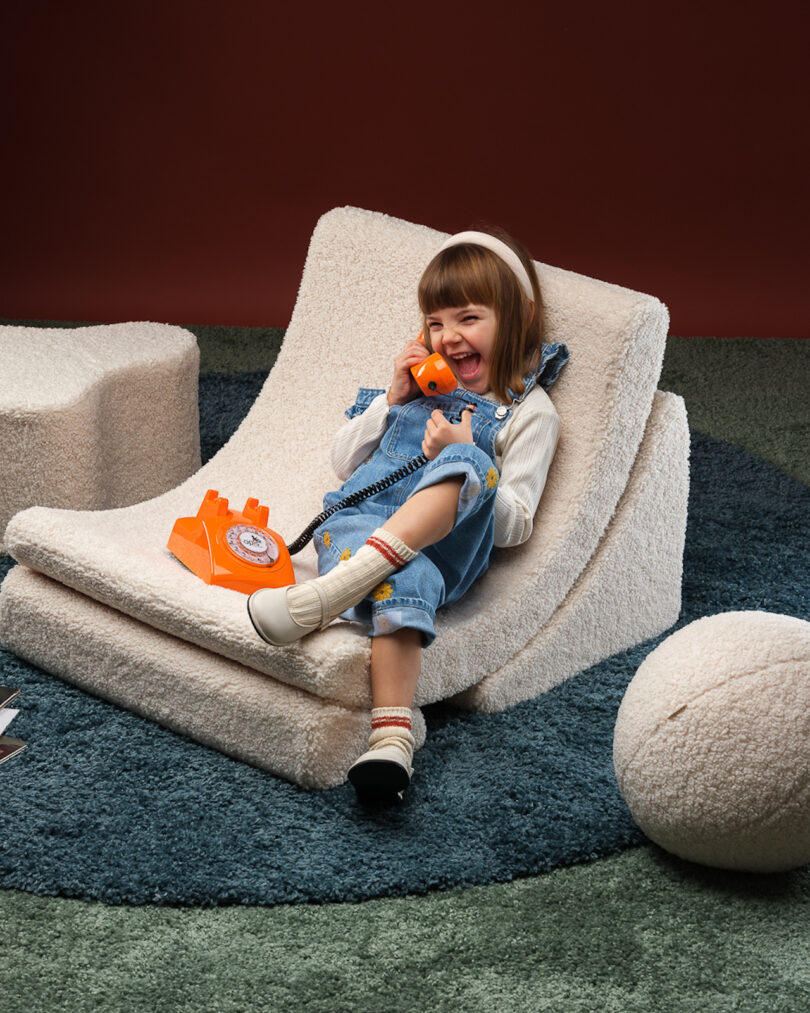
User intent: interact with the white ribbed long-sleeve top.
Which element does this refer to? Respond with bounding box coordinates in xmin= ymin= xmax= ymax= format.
xmin=330 ymin=390 xmax=560 ymax=547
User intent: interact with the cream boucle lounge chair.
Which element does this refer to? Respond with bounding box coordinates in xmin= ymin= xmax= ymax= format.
xmin=0 ymin=207 xmax=689 ymax=788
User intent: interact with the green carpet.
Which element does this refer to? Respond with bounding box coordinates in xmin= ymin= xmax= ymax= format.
xmin=3 ymin=848 xmax=808 ymax=1012
xmin=1 ymin=327 xmax=808 ymax=1010
xmin=659 ymin=336 xmax=809 ymax=486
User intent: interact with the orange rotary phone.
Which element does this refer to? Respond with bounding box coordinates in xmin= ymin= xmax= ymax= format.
xmin=168 ymin=490 xmax=295 ymax=594
xmin=169 ymin=336 xmax=462 ymax=594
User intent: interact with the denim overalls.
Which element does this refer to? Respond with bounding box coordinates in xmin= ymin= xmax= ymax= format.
xmin=315 ymin=369 xmax=546 ymax=646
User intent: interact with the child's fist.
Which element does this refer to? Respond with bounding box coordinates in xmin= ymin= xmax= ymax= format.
xmin=422 ymin=406 xmax=475 ymax=460
xmin=387 ymin=339 xmax=429 ymax=406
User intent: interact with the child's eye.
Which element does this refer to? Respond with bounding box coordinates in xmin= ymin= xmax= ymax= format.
xmin=463 ymin=315 xmax=478 ymax=323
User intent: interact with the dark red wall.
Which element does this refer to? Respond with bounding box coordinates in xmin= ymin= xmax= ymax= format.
xmin=2 ymin=2 xmax=808 ymax=336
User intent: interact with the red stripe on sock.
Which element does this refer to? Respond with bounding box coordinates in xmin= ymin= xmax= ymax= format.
xmin=371 ymin=717 xmax=412 ymax=730
xmin=366 ymin=536 xmax=407 ymax=569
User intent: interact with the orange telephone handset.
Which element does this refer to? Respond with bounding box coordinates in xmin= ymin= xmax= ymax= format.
xmin=167 ymin=490 xmax=295 ymax=594
xmin=410 ymin=332 xmax=456 ymax=396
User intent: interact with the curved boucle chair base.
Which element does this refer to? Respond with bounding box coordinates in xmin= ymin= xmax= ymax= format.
xmin=0 ymin=565 xmax=426 ymax=791
xmin=0 ymin=207 xmax=689 ymax=787
xmin=0 ymin=392 xmax=687 ymax=787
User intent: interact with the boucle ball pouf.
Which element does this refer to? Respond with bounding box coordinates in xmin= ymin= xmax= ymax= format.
xmin=613 ymin=611 xmax=810 ymax=872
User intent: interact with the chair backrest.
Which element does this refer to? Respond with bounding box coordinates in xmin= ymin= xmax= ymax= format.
xmin=216 ymin=206 xmax=669 ymax=691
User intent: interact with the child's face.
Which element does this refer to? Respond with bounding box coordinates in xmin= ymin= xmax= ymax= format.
xmin=425 ymin=304 xmax=497 ymax=395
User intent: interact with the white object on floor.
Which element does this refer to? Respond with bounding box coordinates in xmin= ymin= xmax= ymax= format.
xmin=0 ymin=207 xmax=689 ymax=787
xmin=613 ymin=611 xmax=810 ymax=873
xmin=0 ymin=708 xmax=18 ymax=736
xmin=0 ymin=322 xmax=200 ymax=553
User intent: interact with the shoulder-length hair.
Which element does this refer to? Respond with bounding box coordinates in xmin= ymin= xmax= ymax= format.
xmin=417 ymin=227 xmax=544 ymax=403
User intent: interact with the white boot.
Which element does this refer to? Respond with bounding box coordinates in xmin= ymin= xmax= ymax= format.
xmin=247 ymin=584 xmax=327 ymax=646
xmin=348 ymin=708 xmax=415 ymax=800
xmin=247 ymin=529 xmax=416 ymax=647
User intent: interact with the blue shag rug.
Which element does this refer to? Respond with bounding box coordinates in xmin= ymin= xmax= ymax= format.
xmin=0 ymin=373 xmax=808 ymax=906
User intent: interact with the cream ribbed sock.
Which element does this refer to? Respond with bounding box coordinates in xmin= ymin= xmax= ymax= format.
xmin=287 ymin=528 xmax=416 ymax=629
xmin=367 ymin=706 xmax=415 ymax=766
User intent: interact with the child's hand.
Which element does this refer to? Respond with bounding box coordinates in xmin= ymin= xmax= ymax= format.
xmin=422 ymin=407 xmax=475 ymax=460
xmin=387 ymin=339 xmax=429 ymax=406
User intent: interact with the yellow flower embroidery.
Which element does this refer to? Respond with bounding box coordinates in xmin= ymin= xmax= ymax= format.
xmin=486 ymin=467 xmax=499 ymax=490
xmin=373 ymin=582 xmax=393 ymax=602
xmin=323 ymin=532 xmax=331 ymax=547
xmin=339 ymin=548 xmax=352 ymax=561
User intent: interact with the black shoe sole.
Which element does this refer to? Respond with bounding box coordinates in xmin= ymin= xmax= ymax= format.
xmin=348 ymin=758 xmax=410 ymax=800
xmin=245 ymin=595 xmax=270 ymax=644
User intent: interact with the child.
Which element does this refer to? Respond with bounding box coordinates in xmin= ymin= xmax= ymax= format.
xmin=248 ymin=228 xmax=568 ymax=800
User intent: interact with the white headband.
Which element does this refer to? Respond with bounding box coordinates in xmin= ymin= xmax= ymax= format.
xmin=438 ymin=230 xmax=534 ymax=300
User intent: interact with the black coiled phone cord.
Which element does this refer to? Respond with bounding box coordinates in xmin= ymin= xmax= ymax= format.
xmin=285 ymin=453 xmax=428 ymax=556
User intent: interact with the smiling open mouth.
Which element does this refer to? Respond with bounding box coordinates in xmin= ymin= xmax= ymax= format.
xmin=451 ymin=352 xmax=481 ymax=381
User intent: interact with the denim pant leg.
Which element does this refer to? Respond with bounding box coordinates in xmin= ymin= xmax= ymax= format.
xmin=313 ymin=507 xmax=443 ymax=645
xmin=410 ymin=443 xmax=500 ymax=607
xmin=409 ymin=442 xmax=500 ymax=525
xmin=369 ymin=444 xmax=500 ymax=644
xmin=367 ymin=552 xmax=446 ymax=645
xmin=314 ymin=443 xmax=499 ymax=646
xmin=314 ymin=508 xmax=384 ymax=577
